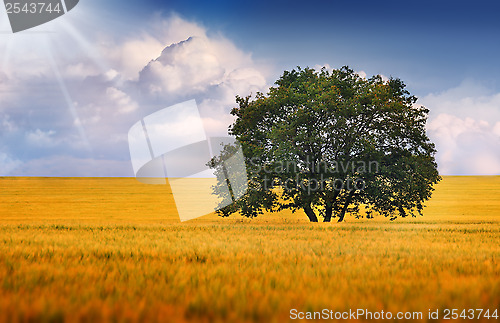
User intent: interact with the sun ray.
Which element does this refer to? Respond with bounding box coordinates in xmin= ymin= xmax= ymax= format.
xmin=42 ymin=40 xmax=92 ymax=153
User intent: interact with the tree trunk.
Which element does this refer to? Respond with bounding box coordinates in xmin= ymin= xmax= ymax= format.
xmin=398 ymin=205 xmax=407 ymax=217
xmin=323 ymin=202 xmax=333 ymax=222
xmin=324 ymin=190 xmax=340 ymax=222
xmin=338 ymin=190 xmax=355 ymax=222
xmin=304 ymin=205 xmax=319 ymax=222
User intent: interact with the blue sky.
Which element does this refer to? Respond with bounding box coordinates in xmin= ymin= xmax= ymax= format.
xmin=86 ymin=0 xmax=500 ymax=94
xmin=1 ymin=0 xmax=499 ymax=176
xmin=130 ymin=0 xmax=500 ymax=94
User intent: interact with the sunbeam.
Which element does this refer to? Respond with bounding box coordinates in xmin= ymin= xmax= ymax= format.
xmin=43 ymin=40 xmax=92 ymax=152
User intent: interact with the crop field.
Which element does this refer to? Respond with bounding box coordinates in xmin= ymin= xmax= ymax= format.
xmin=0 ymin=176 xmax=499 ymax=322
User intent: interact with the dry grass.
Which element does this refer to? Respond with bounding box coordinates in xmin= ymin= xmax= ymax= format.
xmin=0 ymin=176 xmax=499 ymax=322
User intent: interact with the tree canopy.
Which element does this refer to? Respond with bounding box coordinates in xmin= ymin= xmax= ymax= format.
xmin=210 ymin=66 xmax=441 ymax=222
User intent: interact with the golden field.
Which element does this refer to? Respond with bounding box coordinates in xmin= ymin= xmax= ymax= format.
xmin=0 ymin=176 xmax=499 ymax=322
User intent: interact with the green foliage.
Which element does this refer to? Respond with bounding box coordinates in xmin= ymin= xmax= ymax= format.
xmin=211 ymin=66 xmax=441 ymax=222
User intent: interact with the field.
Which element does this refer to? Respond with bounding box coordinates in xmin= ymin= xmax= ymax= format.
xmin=0 ymin=176 xmax=499 ymax=322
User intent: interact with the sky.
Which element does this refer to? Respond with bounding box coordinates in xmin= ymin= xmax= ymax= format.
xmin=1 ymin=0 xmax=499 ymax=176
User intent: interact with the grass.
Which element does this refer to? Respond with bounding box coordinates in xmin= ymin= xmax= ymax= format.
xmin=0 ymin=176 xmax=499 ymax=322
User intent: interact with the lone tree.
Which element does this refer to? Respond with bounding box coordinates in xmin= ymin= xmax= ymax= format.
xmin=210 ymin=66 xmax=441 ymax=222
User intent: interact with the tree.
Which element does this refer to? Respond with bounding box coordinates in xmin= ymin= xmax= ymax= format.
xmin=210 ymin=66 xmax=441 ymax=222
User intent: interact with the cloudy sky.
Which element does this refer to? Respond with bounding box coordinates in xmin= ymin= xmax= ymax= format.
xmin=1 ymin=0 xmax=499 ymax=176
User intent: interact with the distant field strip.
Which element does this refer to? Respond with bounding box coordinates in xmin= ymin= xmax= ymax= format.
xmin=1 ymin=176 xmax=499 ymax=224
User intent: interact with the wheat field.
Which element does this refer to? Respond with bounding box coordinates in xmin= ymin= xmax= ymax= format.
xmin=0 ymin=176 xmax=499 ymax=322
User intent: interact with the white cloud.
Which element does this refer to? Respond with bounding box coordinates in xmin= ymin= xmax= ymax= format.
xmin=0 ymin=71 xmax=9 ymax=90
xmin=313 ymin=66 xmax=386 ymax=81
xmin=138 ymin=35 xmax=263 ymax=97
xmin=105 ymin=87 xmax=138 ymax=114
xmin=95 ymin=15 xmax=210 ymax=82
xmin=420 ymin=80 xmax=500 ymax=175
xmin=356 ymin=70 xmax=367 ymax=79
xmin=135 ymin=26 xmax=268 ymax=138
xmin=64 ymin=62 xmax=101 ymax=79
xmin=493 ymin=122 xmax=500 ymax=137
xmin=1 ymin=115 xmax=17 ymax=133
xmin=150 ymin=14 xmax=208 ymax=43
xmin=139 ymin=37 xmax=225 ymax=94
xmin=417 ymin=80 xmax=500 ymax=175
xmin=426 ymin=113 xmax=500 ymax=175
xmin=26 ymin=129 xmax=57 ymax=147
xmin=0 ymin=152 xmax=22 ymax=175
xmin=0 ymin=14 xmax=269 ymax=176
xmin=313 ymin=63 xmax=332 ymax=72
xmin=419 ymin=79 xmax=500 ymax=122
xmin=99 ymin=34 xmax=165 ymax=81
